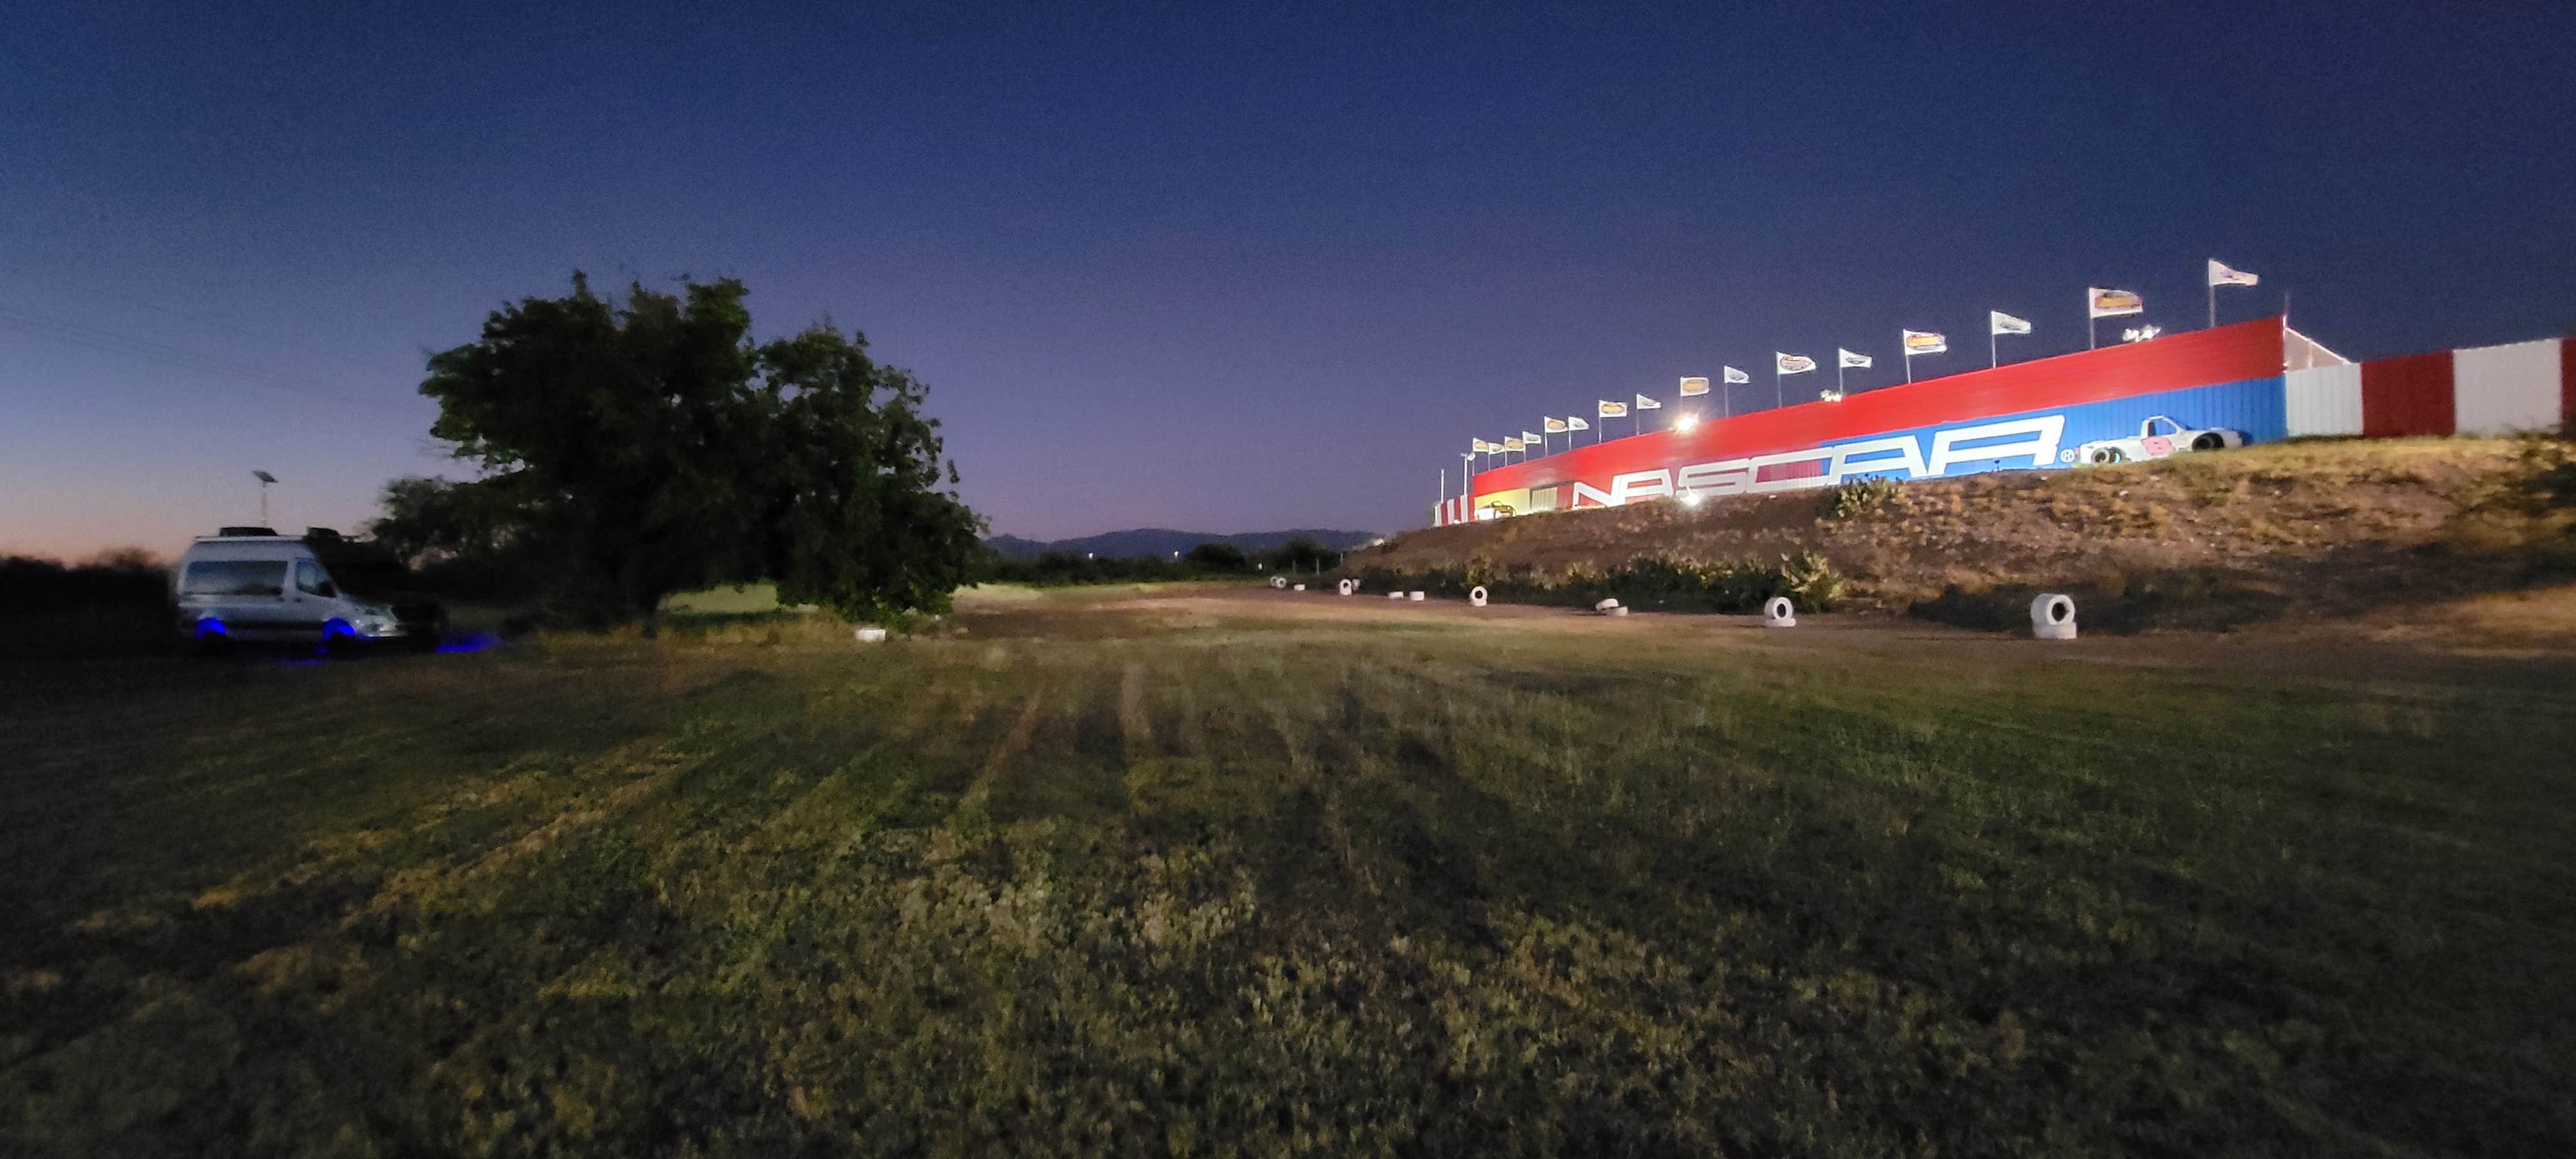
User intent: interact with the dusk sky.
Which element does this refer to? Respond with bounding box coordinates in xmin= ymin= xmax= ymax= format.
xmin=6 ymin=1 xmax=2572 ymax=559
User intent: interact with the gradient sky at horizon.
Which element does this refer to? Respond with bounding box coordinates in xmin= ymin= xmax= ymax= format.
xmin=6 ymin=1 xmax=2573 ymax=560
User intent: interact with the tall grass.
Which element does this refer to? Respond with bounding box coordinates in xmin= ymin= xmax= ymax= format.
xmin=3 ymin=601 xmax=2572 ymax=1154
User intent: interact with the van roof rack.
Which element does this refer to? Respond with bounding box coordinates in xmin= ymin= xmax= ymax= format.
xmin=217 ymin=526 xmax=279 ymax=537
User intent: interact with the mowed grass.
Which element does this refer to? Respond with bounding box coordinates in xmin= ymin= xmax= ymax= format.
xmin=3 ymin=595 xmax=2573 ymax=1156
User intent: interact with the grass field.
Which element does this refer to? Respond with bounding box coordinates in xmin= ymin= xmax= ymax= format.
xmin=5 ymin=586 xmax=2573 ymax=1155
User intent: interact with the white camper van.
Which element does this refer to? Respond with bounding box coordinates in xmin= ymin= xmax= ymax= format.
xmin=173 ymin=531 xmax=408 ymax=651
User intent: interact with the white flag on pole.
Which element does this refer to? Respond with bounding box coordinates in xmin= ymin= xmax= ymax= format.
xmin=1902 ymin=330 xmax=1947 ymax=355
xmin=1989 ymin=310 xmax=2032 ymax=335
xmin=1522 ymin=430 xmax=1544 ymax=446
xmin=1838 ymin=348 xmax=1872 ymax=369
xmin=1597 ymin=400 xmax=1628 ymax=418
xmin=2088 ymin=287 xmax=2144 ymax=319
xmin=1678 ymin=376 xmax=1709 ymax=397
xmin=1776 ymin=352 xmax=1816 ymax=375
xmin=1567 ymin=415 xmax=1591 ymax=431
xmin=1723 ymin=366 xmax=1750 ymax=384
xmin=2208 ymin=259 xmax=2259 ymax=287
xmin=1633 ymin=393 xmax=1662 ymax=410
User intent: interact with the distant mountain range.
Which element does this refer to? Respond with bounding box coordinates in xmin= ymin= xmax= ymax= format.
xmin=984 ymin=528 xmax=1384 ymax=561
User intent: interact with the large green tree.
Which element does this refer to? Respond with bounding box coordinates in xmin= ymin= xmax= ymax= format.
xmin=414 ymin=275 xmax=981 ymax=629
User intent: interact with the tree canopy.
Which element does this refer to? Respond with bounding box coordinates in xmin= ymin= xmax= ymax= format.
xmin=404 ymin=275 xmax=981 ymax=627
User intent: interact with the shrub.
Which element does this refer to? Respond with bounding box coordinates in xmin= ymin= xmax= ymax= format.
xmin=1822 ymin=476 xmax=1904 ymax=520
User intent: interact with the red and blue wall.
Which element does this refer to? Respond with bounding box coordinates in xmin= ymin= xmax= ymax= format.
xmin=1435 ymin=318 xmax=2573 ymax=525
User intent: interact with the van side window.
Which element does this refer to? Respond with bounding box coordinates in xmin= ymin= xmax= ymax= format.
xmin=181 ymin=561 xmax=287 ymax=596
xmin=294 ymin=560 xmax=332 ymax=596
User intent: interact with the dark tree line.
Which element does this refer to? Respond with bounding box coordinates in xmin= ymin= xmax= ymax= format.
xmin=375 ymin=276 xmax=981 ymax=630
xmin=978 ymin=537 xmax=1342 ymax=586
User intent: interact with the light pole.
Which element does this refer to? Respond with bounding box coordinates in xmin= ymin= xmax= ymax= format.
xmin=252 ymin=471 xmax=277 ymax=527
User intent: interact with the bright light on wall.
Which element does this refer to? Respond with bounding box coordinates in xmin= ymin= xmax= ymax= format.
xmin=1673 ymin=413 xmax=1700 ymax=433
xmin=1680 ymin=491 xmax=1705 ymax=508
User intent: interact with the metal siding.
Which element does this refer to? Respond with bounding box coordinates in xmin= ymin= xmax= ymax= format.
xmin=1564 ymin=376 xmax=2287 ymax=507
xmin=2283 ymin=364 xmax=2363 ymax=436
xmin=2360 ymin=352 xmax=2456 ymax=437
xmin=2453 ymin=339 xmax=2564 ymax=435
xmin=2072 ymin=377 xmax=2291 ymax=449
xmin=1469 ymin=317 xmax=2286 ymax=496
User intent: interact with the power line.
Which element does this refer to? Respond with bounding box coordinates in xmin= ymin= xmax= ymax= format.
xmin=0 ymin=302 xmax=424 ymax=416
xmin=0 ymin=266 xmax=408 ymax=385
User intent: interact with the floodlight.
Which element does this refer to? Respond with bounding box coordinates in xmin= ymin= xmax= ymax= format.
xmin=1680 ymin=491 xmax=1705 ymax=509
xmin=1673 ymin=413 xmax=1700 ymax=433
xmin=253 ymin=470 xmax=277 ymax=484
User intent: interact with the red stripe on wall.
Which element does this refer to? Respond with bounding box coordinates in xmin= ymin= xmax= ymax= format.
xmin=2562 ymin=339 xmax=2574 ymax=431
xmin=1472 ymin=317 xmax=2286 ymax=496
xmin=1756 ymin=458 xmax=1828 ymax=483
xmin=2360 ymin=351 xmax=2456 ymax=438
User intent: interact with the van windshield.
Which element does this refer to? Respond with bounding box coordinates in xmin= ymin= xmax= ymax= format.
xmin=182 ymin=560 xmax=289 ymax=596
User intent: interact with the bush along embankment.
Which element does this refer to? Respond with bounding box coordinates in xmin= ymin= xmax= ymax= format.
xmin=1350 ymin=551 xmax=1846 ymax=613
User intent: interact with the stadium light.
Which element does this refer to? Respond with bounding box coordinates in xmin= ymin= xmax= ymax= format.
xmin=252 ymin=469 xmax=277 ymax=525
xmin=1680 ymin=491 xmax=1705 ymax=509
xmin=1674 ymin=413 xmax=1700 ymax=433
xmin=1819 ymin=390 xmax=1845 ymax=403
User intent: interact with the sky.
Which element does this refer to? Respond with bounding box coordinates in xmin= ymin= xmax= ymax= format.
xmin=5 ymin=1 xmax=2573 ymax=560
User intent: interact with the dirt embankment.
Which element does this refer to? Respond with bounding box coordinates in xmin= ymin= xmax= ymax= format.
xmin=1357 ymin=438 xmax=2576 ymax=636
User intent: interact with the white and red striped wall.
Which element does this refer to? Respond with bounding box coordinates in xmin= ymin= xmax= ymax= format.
xmin=2284 ymin=335 xmax=2573 ymax=438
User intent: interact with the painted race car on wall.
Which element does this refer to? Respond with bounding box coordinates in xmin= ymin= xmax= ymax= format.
xmin=2065 ymin=415 xmax=2246 ymax=466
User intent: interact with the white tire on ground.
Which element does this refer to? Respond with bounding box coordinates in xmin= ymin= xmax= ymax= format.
xmin=1338 ymin=578 xmax=1355 ymax=596
xmin=2031 ymin=594 xmax=2077 ymax=639
xmin=1594 ymin=598 xmax=1620 ymax=612
xmin=1271 ymin=575 xmax=1287 ymax=589
xmin=1292 ymin=583 xmax=1305 ymax=591
xmin=1408 ymin=590 xmax=1425 ymax=601
xmin=1763 ymin=596 xmax=1796 ymax=628
xmin=1469 ymin=585 xmax=1488 ymax=608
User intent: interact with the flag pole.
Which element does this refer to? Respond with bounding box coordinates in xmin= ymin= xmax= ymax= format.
xmin=1904 ymin=347 xmax=1914 ymax=384
xmin=2207 ymin=281 xmax=2216 ymax=329
xmin=1990 ymin=328 xmax=1997 ymax=370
